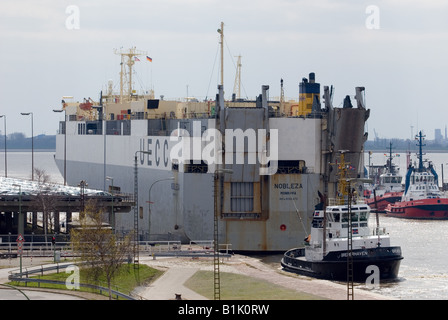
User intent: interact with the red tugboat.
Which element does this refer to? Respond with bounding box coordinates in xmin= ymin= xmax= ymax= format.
xmin=385 ymin=131 xmax=448 ymax=219
xmin=365 ymin=143 xmax=403 ymax=212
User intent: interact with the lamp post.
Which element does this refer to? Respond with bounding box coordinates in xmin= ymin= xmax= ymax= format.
xmin=53 ymin=109 xmax=67 ymax=185
xmin=148 ymin=177 xmax=174 ymax=241
xmin=20 ymin=112 xmax=34 ymax=180
xmin=0 ymin=115 xmax=6 ymax=177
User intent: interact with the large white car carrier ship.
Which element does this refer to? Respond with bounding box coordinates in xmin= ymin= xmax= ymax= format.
xmin=54 ymin=27 xmax=370 ymax=252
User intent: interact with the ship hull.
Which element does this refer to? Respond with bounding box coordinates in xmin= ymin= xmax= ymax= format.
xmin=385 ymin=198 xmax=448 ymax=219
xmin=54 ymin=135 xmax=321 ymax=251
xmin=281 ymin=247 xmax=403 ymax=281
xmin=366 ymin=192 xmax=402 ymax=212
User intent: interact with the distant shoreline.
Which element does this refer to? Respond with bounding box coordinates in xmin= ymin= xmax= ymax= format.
xmin=368 ymin=149 xmax=448 ymax=153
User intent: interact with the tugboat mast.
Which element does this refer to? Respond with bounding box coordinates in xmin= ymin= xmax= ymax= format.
xmin=416 ymin=131 xmax=426 ymax=172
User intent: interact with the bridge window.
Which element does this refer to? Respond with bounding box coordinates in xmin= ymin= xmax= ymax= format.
xmin=275 ymin=160 xmax=307 ymax=174
xmin=184 ymin=161 xmax=208 ymax=173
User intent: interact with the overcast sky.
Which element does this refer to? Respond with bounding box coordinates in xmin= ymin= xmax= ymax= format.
xmin=1 ymin=0 xmax=447 ymax=140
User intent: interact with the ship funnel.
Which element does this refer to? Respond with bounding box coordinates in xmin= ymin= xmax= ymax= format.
xmin=298 ymin=72 xmax=320 ymax=116
xmin=309 ymin=72 xmax=315 ymax=83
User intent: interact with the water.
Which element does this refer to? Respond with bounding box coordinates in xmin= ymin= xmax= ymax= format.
xmin=365 ymin=215 xmax=448 ymax=299
xmin=0 ymin=150 xmax=63 ymax=184
xmin=3 ymin=150 xmax=448 ymax=299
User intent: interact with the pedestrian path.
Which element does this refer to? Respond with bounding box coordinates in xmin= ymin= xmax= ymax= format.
xmin=135 ymin=267 xmax=207 ymax=300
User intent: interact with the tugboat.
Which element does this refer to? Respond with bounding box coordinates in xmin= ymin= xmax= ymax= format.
xmin=385 ymin=131 xmax=448 ymax=219
xmin=365 ymin=143 xmax=403 ymax=212
xmin=281 ymin=152 xmax=403 ymax=281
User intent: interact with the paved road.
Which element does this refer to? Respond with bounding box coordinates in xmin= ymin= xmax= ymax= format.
xmin=0 ymin=286 xmax=85 ymax=300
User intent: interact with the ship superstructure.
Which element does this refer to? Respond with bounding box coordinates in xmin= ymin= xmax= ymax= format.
xmin=365 ymin=142 xmax=403 ymax=212
xmin=54 ymin=38 xmax=370 ymax=251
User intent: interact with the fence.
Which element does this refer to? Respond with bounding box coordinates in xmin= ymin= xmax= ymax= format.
xmin=0 ymin=240 xmax=232 ymax=258
xmin=0 ymin=241 xmax=73 ymax=258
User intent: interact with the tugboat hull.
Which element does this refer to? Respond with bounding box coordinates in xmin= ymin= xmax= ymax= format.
xmin=281 ymin=247 xmax=403 ymax=281
xmin=386 ymin=198 xmax=448 ymax=219
xmin=366 ymin=192 xmax=403 ymax=212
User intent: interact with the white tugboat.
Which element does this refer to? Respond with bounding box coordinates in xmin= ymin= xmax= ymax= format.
xmin=281 ymin=153 xmax=403 ymax=281
xmin=365 ymin=142 xmax=403 ymax=212
xmin=385 ymin=131 xmax=448 ymax=219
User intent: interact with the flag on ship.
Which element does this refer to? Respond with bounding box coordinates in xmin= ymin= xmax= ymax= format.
xmin=146 ymin=56 xmax=152 ymax=62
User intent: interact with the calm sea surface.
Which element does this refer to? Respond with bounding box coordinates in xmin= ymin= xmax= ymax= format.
xmin=2 ymin=150 xmax=448 ymax=299
xmin=0 ymin=150 xmax=63 ymax=184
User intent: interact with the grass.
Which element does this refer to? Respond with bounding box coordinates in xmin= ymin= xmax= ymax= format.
xmin=184 ymin=270 xmax=325 ymax=300
xmin=9 ymin=263 xmax=163 ymax=299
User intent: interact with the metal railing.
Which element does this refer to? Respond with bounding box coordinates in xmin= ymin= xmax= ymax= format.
xmin=0 ymin=240 xmax=232 ymax=257
xmin=0 ymin=242 xmax=73 ymax=258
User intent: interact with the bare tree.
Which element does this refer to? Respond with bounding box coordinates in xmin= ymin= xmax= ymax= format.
xmin=70 ymin=201 xmax=133 ymax=299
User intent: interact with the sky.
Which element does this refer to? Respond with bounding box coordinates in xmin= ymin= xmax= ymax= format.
xmin=1 ymin=0 xmax=448 ymax=141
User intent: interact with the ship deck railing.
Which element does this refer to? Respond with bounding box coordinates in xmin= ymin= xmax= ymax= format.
xmin=327 ymin=198 xmax=368 ymax=206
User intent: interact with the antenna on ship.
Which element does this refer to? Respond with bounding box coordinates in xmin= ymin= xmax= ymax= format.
xmin=416 ymin=131 xmax=426 ymax=172
xmin=232 ymin=55 xmax=242 ymax=100
xmin=113 ymin=47 xmax=148 ymax=102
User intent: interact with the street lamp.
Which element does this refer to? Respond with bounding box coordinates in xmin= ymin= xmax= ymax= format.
xmin=53 ymin=109 xmax=67 ymax=185
xmin=20 ymin=112 xmax=34 ymax=180
xmin=0 ymin=115 xmax=6 ymax=177
xmin=148 ymin=177 xmax=174 ymax=241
